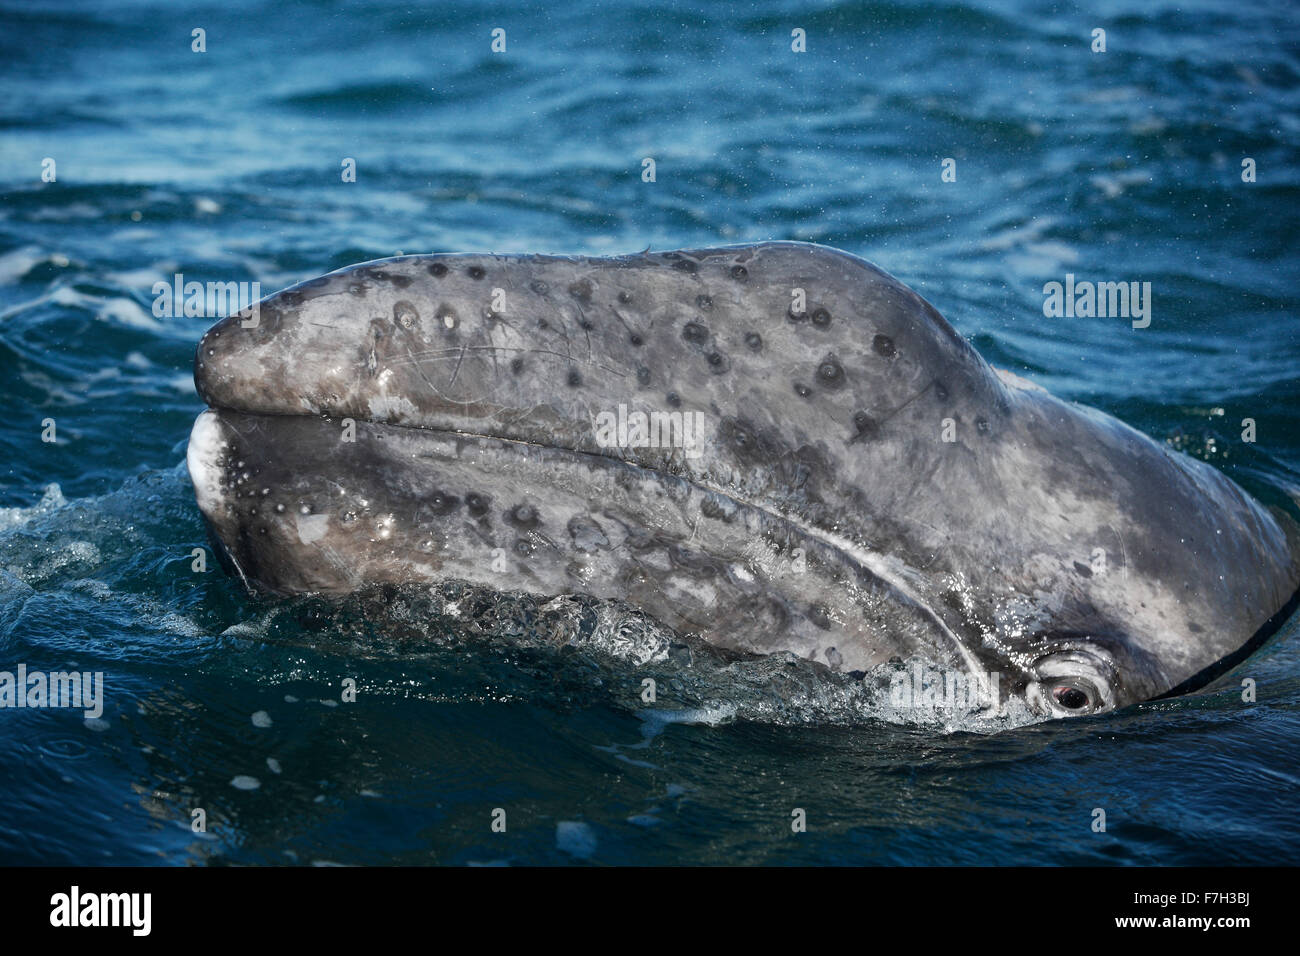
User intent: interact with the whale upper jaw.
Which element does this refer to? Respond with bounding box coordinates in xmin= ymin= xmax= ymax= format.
xmin=188 ymin=242 xmax=1300 ymax=717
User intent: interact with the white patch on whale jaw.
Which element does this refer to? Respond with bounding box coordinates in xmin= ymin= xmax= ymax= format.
xmin=186 ymin=410 xmax=227 ymax=514
xmin=186 ymin=410 xmax=254 ymax=592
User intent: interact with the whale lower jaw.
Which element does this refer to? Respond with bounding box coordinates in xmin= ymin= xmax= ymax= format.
xmin=186 ymin=406 xmax=984 ymax=682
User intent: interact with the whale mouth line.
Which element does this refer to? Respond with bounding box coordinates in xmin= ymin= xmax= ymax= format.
xmin=1152 ymin=583 xmax=1300 ymax=700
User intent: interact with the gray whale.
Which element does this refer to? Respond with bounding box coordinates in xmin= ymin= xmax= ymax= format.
xmin=186 ymin=242 xmax=1300 ymax=718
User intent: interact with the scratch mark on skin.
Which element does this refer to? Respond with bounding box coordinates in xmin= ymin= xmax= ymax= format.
xmin=448 ymin=344 xmax=468 ymax=389
xmin=557 ymin=311 xmax=576 ymax=364
xmin=906 ymin=454 xmax=945 ymax=504
xmin=609 ymin=307 xmax=639 ymax=340
xmin=877 ymin=380 xmax=936 ymax=428
xmin=317 ymin=542 xmax=356 ymax=583
xmin=386 ymin=345 xmax=624 ymax=378
xmin=404 ymin=346 xmax=479 ymax=407
xmin=574 ymin=305 xmax=593 ymax=357
xmin=498 ymin=399 xmax=555 ymax=433
xmin=1113 ymin=526 xmax=1131 ymax=583
xmin=482 ymin=333 xmax=502 ymax=380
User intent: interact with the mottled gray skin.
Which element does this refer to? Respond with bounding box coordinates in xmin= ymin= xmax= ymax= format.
xmin=188 ymin=241 xmax=1300 ymax=718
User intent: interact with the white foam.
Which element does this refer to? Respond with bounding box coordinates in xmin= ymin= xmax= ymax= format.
xmin=0 ymin=483 xmax=67 ymax=530
xmin=636 ymin=703 xmax=738 ymax=741
xmin=0 ymin=245 xmax=44 ymax=283
xmin=97 ymin=295 xmax=162 ymax=330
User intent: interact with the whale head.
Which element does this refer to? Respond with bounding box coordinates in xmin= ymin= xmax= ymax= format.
xmin=188 ymin=242 xmax=1300 ymax=720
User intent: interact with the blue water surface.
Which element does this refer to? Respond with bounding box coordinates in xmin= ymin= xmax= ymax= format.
xmin=1 ymin=0 xmax=1298 ymax=864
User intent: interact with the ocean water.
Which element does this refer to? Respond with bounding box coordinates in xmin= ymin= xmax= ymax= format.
xmin=2 ymin=0 xmax=1299 ymax=865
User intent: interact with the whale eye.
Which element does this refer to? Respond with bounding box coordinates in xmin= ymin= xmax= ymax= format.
xmin=1053 ymin=685 xmax=1090 ymax=710
xmin=1028 ymin=641 xmax=1117 ymax=717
